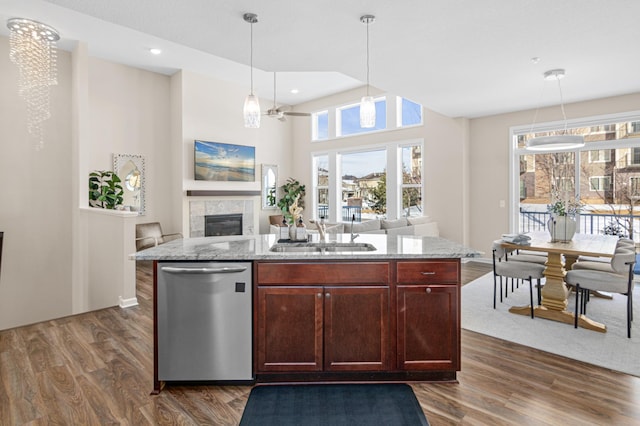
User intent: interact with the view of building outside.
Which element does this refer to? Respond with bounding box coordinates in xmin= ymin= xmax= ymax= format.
xmin=340 ymin=149 xmax=386 ymax=220
xmin=517 ymin=120 xmax=640 ymax=238
xmin=401 ymin=144 xmax=422 ymax=216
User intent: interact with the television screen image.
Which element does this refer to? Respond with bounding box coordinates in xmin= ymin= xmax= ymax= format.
xmin=194 ymin=140 xmax=255 ymax=182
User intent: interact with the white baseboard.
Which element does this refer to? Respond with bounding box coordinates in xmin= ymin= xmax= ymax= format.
xmin=119 ymin=296 xmax=139 ymax=308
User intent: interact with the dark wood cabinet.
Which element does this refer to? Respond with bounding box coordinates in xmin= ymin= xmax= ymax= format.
xmin=255 ymin=262 xmax=390 ymax=374
xmin=324 ymin=286 xmax=390 ymax=371
xmin=396 ymin=260 xmax=460 ymax=371
xmin=254 ymin=259 xmax=460 ymax=382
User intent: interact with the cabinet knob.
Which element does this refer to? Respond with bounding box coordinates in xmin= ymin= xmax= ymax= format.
xmin=426 ymin=287 xmax=432 ymax=294
xmin=325 ymin=293 xmax=331 ymax=298
xmin=317 ymin=293 xmax=322 ymax=298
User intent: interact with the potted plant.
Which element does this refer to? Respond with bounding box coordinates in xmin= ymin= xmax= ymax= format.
xmin=547 ymin=191 xmax=583 ymax=242
xmin=89 ymin=170 xmax=124 ymax=209
xmin=277 ymin=178 xmax=306 ymax=224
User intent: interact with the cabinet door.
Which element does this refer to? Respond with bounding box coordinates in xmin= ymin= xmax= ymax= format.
xmin=324 ymin=286 xmax=390 ymax=371
xmin=397 ymin=285 xmax=460 ymax=370
xmin=257 ymin=286 xmax=323 ymax=372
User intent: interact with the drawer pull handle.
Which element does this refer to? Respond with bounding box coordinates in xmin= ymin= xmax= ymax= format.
xmin=426 ymin=287 xmax=432 ymax=294
xmin=420 ymin=272 xmax=436 ymax=275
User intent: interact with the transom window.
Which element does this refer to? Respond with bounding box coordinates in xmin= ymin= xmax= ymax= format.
xmin=336 ymin=98 xmax=386 ymax=137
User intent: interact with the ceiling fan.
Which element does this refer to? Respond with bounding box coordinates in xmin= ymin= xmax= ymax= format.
xmin=264 ymin=72 xmax=311 ymax=121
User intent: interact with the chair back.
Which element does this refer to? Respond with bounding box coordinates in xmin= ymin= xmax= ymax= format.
xmin=136 ymin=222 xmax=164 ymax=251
xmin=611 ymin=247 xmax=636 ymax=275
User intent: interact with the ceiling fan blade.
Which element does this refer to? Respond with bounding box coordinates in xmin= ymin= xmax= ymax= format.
xmin=283 ymin=111 xmax=311 ymax=117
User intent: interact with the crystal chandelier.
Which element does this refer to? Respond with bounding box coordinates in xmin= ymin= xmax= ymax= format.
xmin=243 ymin=13 xmax=261 ymax=128
xmin=360 ymin=15 xmax=376 ymax=128
xmin=7 ymin=18 xmax=60 ymax=150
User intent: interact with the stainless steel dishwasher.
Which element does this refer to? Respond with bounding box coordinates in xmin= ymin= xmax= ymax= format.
xmin=157 ymin=262 xmax=253 ymax=382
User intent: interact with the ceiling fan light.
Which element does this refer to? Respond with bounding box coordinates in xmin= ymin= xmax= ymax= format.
xmin=360 ymin=95 xmax=376 ymax=128
xmin=526 ymin=135 xmax=585 ymax=151
xmin=243 ymin=94 xmax=261 ymax=128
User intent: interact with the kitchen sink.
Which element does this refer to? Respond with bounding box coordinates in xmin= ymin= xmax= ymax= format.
xmin=269 ymin=242 xmax=377 ymax=253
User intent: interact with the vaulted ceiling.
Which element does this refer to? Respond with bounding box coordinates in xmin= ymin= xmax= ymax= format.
xmin=2 ymin=0 xmax=639 ymax=118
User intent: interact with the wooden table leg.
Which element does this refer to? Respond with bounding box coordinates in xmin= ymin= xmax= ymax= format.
xmin=509 ymin=251 xmax=606 ymax=332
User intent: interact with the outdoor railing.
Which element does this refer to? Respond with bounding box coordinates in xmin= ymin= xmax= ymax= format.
xmin=519 ymin=209 xmax=640 ymax=240
xmin=317 ymin=206 xmax=362 ymax=222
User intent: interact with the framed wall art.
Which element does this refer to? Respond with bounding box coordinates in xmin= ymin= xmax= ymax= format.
xmin=194 ymin=140 xmax=256 ymax=182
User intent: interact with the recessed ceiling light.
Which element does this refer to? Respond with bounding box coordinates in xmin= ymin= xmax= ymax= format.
xmin=149 ymin=48 xmax=162 ymax=55
xmin=290 ymin=89 xmax=299 ymax=94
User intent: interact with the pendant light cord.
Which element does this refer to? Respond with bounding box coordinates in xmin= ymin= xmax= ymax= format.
xmin=365 ymin=19 xmax=370 ymax=97
xmin=556 ymin=77 xmax=568 ymax=134
xmin=250 ymin=21 xmax=254 ymax=95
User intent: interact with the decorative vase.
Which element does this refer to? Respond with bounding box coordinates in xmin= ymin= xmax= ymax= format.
xmin=547 ymin=215 xmax=576 ymax=242
xmin=289 ymin=224 xmax=297 ymax=241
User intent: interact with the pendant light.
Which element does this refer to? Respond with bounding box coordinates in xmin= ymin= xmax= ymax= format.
xmin=243 ymin=13 xmax=260 ymax=128
xmin=526 ymin=69 xmax=584 ymax=151
xmin=359 ymin=15 xmax=376 ymax=128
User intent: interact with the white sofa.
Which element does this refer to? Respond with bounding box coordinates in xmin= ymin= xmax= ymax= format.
xmin=270 ymin=216 xmax=439 ymax=238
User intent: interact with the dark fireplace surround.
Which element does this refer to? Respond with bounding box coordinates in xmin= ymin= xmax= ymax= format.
xmin=205 ymin=214 xmax=243 ymax=237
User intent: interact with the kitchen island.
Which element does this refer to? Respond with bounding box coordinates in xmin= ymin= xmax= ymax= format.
xmin=133 ymin=233 xmax=480 ymax=393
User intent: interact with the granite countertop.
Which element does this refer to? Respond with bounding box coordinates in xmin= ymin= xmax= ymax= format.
xmin=131 ymin=233 xmax=480 ymax=261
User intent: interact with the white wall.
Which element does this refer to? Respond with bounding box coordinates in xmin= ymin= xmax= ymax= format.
xmin=175 ymin=70 xmax=293 ymax=235
xmin=0 ymin=37 xmax=73 ymax=329
xmin=290 ymin=87 xmax=469 ymax=243
xmin=468 ymin=92 xmax=640 ymax=258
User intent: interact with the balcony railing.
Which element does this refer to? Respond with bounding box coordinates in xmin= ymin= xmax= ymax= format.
xmin=317 ymin=205 xmax=362 ymax=222
xmin=520 ymin=209 xmax=640 ymax=240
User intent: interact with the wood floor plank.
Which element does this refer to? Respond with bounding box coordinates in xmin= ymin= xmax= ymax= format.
xmin=1 ymin=260 xmax=640 ymax=425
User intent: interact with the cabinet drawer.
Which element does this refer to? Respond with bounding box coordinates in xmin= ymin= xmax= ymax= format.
xmin=396 ymin=260 xmax=459 ymax=284
xmin=256 ymin=262 xmax=389 ymax=285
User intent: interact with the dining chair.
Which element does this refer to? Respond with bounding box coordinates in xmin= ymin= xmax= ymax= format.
xmin=565 ymin=247 xmax=635 ymax=338
xmin=492 ymin=241 xmax=545 ymax=318
xmin=576 ymin=238 xmax=634 ymax=263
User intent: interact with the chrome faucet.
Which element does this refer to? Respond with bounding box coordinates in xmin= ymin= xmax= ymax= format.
xmin=350 ymin=214 xmax=359 ymax=242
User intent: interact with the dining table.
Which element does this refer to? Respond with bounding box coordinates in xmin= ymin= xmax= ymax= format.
xmin=502 ymin=231 xmax=620 ymax=332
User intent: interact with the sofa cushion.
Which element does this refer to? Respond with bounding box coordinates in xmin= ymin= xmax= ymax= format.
xmin=381 ymin=218 xmax=408 ymax=229
xmin=385 ymin=225 xmax=415 ymax=236
xmin=407 ymin=216 xmax=431 ymax=225
xmin=350 ymin=219 xmax=382 ymax=233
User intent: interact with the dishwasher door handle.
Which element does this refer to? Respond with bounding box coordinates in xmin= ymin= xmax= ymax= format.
xmin=160 ymin=266 xmax=248 ymax=274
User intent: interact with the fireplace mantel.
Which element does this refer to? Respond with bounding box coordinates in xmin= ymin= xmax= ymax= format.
xmin=186 ymin=190 xmax=260 ymax=197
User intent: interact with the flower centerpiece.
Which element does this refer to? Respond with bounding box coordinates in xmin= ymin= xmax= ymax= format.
xmin=547 ymin=191 xmax=583 ymax=242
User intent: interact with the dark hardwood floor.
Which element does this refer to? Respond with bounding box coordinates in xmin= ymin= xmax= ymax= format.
xmin=1 ymin=260 xmax=639 ymax=425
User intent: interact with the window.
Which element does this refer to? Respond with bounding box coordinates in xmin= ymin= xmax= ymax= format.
xmin=589 ymin=149 xmax=611 ymax=163
xmin=312 ymin=140 xmax=423 ymax=222
xmin=589 ymin=176 xmax=611 ymax=191
xmin=340 ymin=149 xmax=386 ymax=220
xmin=312 ymin=111 xmax=328 ymax=141
xmin=397 ymin=97 xmax=423 ymax=127
xmin=630 ymin=177 xmax=640 ymax=196
xmin=401 ymin=144 xmax=422 ymax=216
xmin=632 ymin=148 xmax=640 ymax=165
xmin=513 ymin=112 xmax=640 ymax=237
xmin=336 ymin=98 xmax=386 ymax=136
xmin=314 ymin=155 xmax=329 ymax=218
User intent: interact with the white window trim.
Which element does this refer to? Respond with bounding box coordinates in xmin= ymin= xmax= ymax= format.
xmin=311 ymin=139 xmax=424 ymax=222
xmin=509 ymin=110 xmax=640 ymax=232
xmin=589 ymin=176 xmax=611 ymax=191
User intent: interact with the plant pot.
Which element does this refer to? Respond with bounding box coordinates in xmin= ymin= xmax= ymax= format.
xmin=548 ymin=215 xmax=576 ymax=242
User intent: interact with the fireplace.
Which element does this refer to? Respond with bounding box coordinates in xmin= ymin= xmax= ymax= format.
xmin=205 ymin=214 xmax=243 ymax=237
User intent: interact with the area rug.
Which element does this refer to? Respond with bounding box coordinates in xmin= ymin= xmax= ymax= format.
xmin=239 ymin=383 xmax=429 ymax=426
xmin=462 ymin=272 xmax=640 ymax=377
